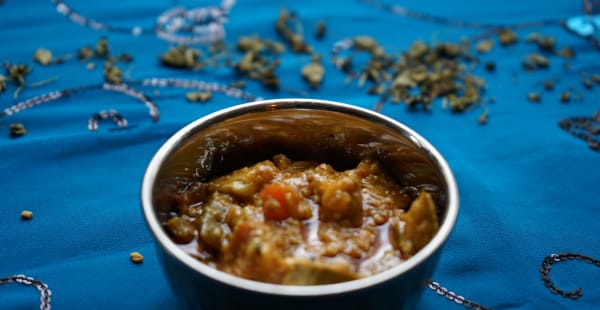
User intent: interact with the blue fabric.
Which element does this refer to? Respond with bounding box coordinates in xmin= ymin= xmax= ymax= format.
xmin=1 ymin=0 xmax=599 ymax=309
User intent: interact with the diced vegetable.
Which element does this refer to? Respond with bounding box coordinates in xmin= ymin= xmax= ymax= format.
xmin=396 ymin=191 xmax=439 ymax=257
xmin=283 ymin=258 xmax=358 ymax=285
xmin=318 ymin=175 xmax=363 ymax=227
xmin=260 ymin=183 xmax=301 ymax=220
xmin=166 ymin=216 xmax=196 ymax=244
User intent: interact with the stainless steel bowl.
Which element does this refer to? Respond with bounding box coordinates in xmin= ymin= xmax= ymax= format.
xmin=141 ymin=98 xmax=459 ymax=310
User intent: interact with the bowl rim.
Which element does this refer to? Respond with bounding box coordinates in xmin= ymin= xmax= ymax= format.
xmin=141 ymin=98 xmax=459 ymax=297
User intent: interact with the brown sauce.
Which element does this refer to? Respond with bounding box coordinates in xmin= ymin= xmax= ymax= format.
xmin=160 ymin=154 xmax=439 ymax=285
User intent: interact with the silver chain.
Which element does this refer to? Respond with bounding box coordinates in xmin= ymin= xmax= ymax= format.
xmin=51 ymin=0 xmax=236 ymax=44
xmin=0 ymin=274 xmax=52 ymax=310
xmin=428 ymin=281 xmax=490 ymax=310
xmin=540 ymin=252 xmax=600 ymax=299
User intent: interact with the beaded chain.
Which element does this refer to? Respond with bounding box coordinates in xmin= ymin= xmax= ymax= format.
xmin=540 ymin=253 xmax=600 ymax=299
xmin=0 ymin=275 xmax=52 ymax=310
xmin=50 ymin=0 xmax=236 ymax=44
xmin=88 ymin=109 xmax=129 ymax=131
xmin=357 ymin=0 xmax=600 ymax=48
xmin=4 ymin=252 xmax=598 ymax=310
xmin=0 ymin=78 xmax=260 ymax=131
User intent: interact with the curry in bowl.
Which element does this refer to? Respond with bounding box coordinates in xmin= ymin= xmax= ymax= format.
xmin=153 ymin=107 xmax=446 ymax=286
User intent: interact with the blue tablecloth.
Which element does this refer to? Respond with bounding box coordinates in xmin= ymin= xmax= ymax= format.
xmin=1 ymin=0 xmax=599 ymax=309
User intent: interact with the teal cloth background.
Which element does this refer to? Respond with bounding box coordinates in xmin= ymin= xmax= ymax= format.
xmin=1 ymin=0 xmax=599 ymax=309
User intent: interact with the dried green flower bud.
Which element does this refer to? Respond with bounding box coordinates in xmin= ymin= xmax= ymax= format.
xmin=237 ymin=36 xmax=264 ymax=52
xmin=5 ymin=62 xmax=30 ymax=86
xmin=301 ymin=55 xmax=325 ymax=89
xmin=498 ymin=28 xmax=518 ymax=46
xmin=78 ymin=46 xmax=94 ymax=61
xmin=392 ymin=72 xmax=416 ymax=88
xmin=527 ymin=92 xmax=541 ymax=103
xmin=556 ymin=47 xmax=575 ymax=58
xmin=209 ymin=40 xmax=227 ymax=54
xmin=475 ymin=40 xmax=493 ymax=53
xmin=522 ymin=53 xmax=549 ymax=71
xmin=537 ymin=37 xmax=555 ymax=52
xmin=525 ymin=32 xmax=541 ymax=43
xmin=367 ymin=83 xmax=386 ymax=95
xmin=315 ymin=20 xmax=326 ymax=39
xmin=9 ymin=123 xmax=27 ymax=138
xmin=0 ymin=74 xmax=6 ymax=92
xmin=484 ymin=61 xmax=496 ymax=72
xmin=408 ymin=65 xmax=429 ymax=84
xmin=33 ymin=48 xmax=53 ymax=66
xmin=95 ymin=37 xmax=110 ymax=58
xmin=407 ymin=40 xmax=429 ymax=59
xmin=229 ymin=80 xmax=247 ymax=89
xmin=353 ymin=36 xmax=379 ymax=53
xmin=104 ymin=63 xmax=122 ymax=84
xmin=160 ymin=45 xmax=203 ymax=70
xmin=264 ymin=40 xmax=286 ymax=54
xmin=276 ymin=8 xmax=312 ymax=54
xmin=117 ymin=53 xmax=134 ymax=63
xmin=478 ymin=110 xmax=488 ymax=125
xmin=559 ymin=91 xmax=571 ymax=103
xmin=186 ymin=91 xmax=212 ymax=102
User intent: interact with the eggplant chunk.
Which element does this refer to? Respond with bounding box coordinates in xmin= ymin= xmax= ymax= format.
xmin=283 ymin=258 xmax=358 ymax=285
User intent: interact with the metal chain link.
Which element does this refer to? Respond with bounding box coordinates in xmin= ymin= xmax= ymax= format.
xmin=428 ymin=281 xmax=490 ymax=310
xmin=540 ymin=252 xmax=600 ymax=299
xmin=51 ymin=0 xmax=236 ymax=44
xmin=0 ymin=274 xmax=52 ymax=310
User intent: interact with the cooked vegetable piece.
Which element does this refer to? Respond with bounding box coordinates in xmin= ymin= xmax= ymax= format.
xmin=396 ymin=191 xmax=439 ymax=257
xmin=318 ymin=175 xmax=363 ymax=227
xmin=164 ymin=154 xmax=442 ymax=284
xmin=283 ymin=259 xmax=358 ymax=285
xmin=166 ymin=216 xmax=196 ymax=244
xmin=261 ymin=183 xmax=301 ymax=220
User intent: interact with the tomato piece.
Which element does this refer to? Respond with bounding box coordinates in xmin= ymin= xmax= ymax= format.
xmin=260 ymin=183 xmax=300 ymax=220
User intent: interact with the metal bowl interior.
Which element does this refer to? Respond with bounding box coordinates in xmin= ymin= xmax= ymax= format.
xmin=141 ymin=98 xmax=459 ymax=308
